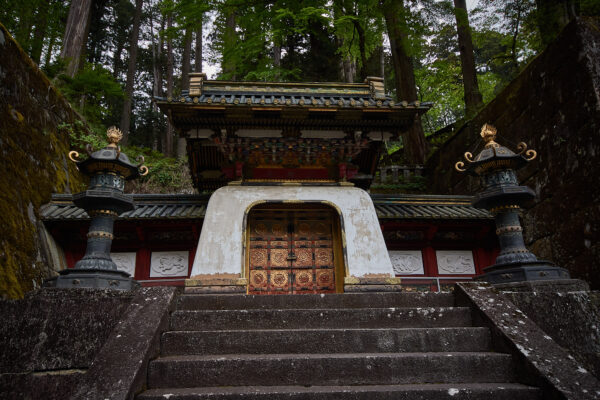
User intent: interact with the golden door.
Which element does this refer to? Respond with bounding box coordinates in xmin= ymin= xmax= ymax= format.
xmin=247 ymin=209 xmax=337 ymax=294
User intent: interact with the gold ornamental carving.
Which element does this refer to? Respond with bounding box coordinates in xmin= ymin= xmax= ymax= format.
xmin=270 ymin=249 xmax=289 ymax=267
xmin=481 ymin=123 xmax=499 ymax=148
xmin=297 ymin=222 xmax=311 ymax=236
xmin=315 ymin=248 xmax=333 ymax=266
xmin=295 ymin=270 xmax=313 ymax=287
xmin=249 ymin=249 xmax=268 ymax=266
xmin=250 ymin=270 xmax=268 ymax=287
xmin=271 ymin=223 xmax=287 ymax=237
xmin=270 ymin=271 xmax=289 ymax=288
xmin=253 ymin=222 xmax=268 ymax=236
xmin=316 ymin=270 xmax=334 ymax=286
xmin=106 ymin=126 xmax=123 ymax=148
xmin=295 ymin=248 xmax=313 ymax=267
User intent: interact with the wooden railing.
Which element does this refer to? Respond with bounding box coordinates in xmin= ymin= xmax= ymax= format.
xmin=377 ymin=165 xmax=424 ymax=184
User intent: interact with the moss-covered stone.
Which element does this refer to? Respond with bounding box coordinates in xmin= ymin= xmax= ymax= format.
xmin=0 ymin=23 xmax=86 ymax=299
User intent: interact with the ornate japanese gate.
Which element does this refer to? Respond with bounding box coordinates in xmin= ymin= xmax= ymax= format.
xmin=247 ymin=206 xmax=342 ymax=294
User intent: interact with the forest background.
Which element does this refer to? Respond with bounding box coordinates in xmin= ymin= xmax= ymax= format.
xmin=1 ymin=0 xmax=597 ymax=193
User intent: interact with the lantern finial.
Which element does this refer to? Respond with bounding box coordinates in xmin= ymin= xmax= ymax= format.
xmin=107 ymin=126 xmax=123 ymax=148
xmin=480 ymin=123 xmax=498 ymax=148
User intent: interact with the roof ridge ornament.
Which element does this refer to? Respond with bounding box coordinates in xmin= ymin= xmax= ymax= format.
xmin=366 ymin=76 xmax=386 ymax=100
xmin=189 ymin=72 xmax=207 ymax=96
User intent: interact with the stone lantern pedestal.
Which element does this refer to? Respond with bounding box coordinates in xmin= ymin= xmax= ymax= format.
xmin=49 ymin=127 xmax=148 ymax=290
xmin=456 ymin=124 xmax=570 ymax=284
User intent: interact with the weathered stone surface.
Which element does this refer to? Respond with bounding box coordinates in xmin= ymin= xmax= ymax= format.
xmin=148 ymin=352 xmax=515 ymax=388
xmin=455 ymin=282 xmax=600 ymax=399
xmin=0 ymin=369 xmax=84 ymax=400
xmin=344 ymin=284 xmax=403 ymax=292
xmin=162 ymin=327 xmax=491 ymax=355
xmin=70 ymin=286 xmax=177 ymax=400
xmin=499 ymin=285 xmax=600 ymax=379
xmin=0 ymin=288 xmax=133 ymax=399
xmin=0 ymin=23 xmax=86 ymax=299
xmin=177 ymin=292 xmax=455 ymax=310
xmin=139 ymin=290 xmax=542 ymax=398
xmin=170 ymin=307 xmax=472 ymax=330
xmin=183 ymin=285 xmax=246 ymax=294
xmin=494 ymin=279 xmax=589 ymax=293
xmin=427 ymin=18 xmax=600 ymax=288
xmin=0 ymin=288 xmax=133 ymax=373
xmin=138 ymin=383 xmax=541 ymax=400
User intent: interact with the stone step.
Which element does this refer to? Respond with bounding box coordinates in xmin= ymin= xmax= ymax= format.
xmin=177 ymin=292 xmax=455 ymax=311
xmin=162 ymin=327 xmax=491 ymax=356
xmin=138 ymin=383 xmax=541 ymax=400
xmin=170 ymin=307 xmax=471 ymax=330
xmin=147 ymin=352 xmax=515 ymax=388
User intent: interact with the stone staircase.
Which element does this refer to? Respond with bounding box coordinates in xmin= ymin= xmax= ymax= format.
xmin=137 ymin=292 xmax=541 ymax=399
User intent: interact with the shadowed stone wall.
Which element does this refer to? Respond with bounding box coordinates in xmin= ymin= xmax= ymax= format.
xmin=0 ymin=289 xmax=134 ymax=399
xmin=0 ymin=23 xmax=86 ymax=298
xmin=427 ymin=18 xmax=600 ymax=288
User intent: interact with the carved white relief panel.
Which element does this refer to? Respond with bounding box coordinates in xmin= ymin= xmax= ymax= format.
xmin=436 ymin=250 xmax=475 ymax=275
xmin=110 ymin=252 xmax=137 ymax=277
xmin=389 ymin=250 xmax=424 ymax=275
xmin=150 ymin=251 xmax=189 ymax=277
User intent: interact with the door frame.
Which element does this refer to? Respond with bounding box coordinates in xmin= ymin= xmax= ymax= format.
xmin=242 ymin=200 xmax=348 ymax=293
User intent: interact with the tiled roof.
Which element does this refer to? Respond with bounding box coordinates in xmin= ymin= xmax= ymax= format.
xmin=40 ymin=194 xmax=208 ymax=221
xmin=156 ymin=76 xmax=432 ymax=110
xmin=371 ymin=194 xmax=492 ymax=220
xmin=41 ymin=193 xmax=490 ymax=221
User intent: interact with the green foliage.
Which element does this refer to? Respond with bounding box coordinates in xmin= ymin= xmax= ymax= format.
xmin=124 ymin=149 xmax=195 ymax=194
xmin=58 ymin=120 xmax=107 ymax=152
xmin=58 ymin=121 xmax=195 ymax=193
xmin=47 ymin=61 xmax=124 ymax=127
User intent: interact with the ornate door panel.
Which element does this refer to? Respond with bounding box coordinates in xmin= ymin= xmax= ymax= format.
xmin=248 ymin=212 xmax=292 ymax=294
xmin=291 ymin=211 xmax=336 ymax=293
xmin=248 ymin=209 xmax=337 ymax=295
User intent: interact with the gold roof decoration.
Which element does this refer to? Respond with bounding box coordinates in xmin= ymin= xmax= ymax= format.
xmin=480 ymin=123 xmax=499 ymax=148
xmin=107 ymin=126 xmax=123 ymax=148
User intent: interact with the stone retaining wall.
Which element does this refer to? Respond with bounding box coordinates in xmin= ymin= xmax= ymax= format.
xmin=427 ymin=18 xmax=600 ymax=288
xmin=0 ymin=23 xmax=86 ymax=298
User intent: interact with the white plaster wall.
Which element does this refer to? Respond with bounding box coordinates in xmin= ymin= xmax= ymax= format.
xmin=191 ymin=185 xmax=393 ymax=278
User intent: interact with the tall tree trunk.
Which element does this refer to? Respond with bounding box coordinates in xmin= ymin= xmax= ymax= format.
xmin=535 ymin=0 xmax=579 ymax=45
xmin=383 ymin=0 xmax=428 ymax=164
xmin=453 ymin=0 xmax=483 ymax=118
xmin=61 ymin=0 xmax=93 ymax=77
xmin=113 ymin=40 xmax=125 ymax=78
xmin=181 ymin=29 xmax=192 ymax=91
xmin=165 ymin=13 xmax=175 ymax=157
xmin=273 ymin=44 xmax=281 ymax=79
xmin=222 ymin=5 xmax=237 ymax=79
xmin=151 ymin=10 xmax=163 ymax=152
xmin=195 ymin=23 xmax=203 ymax=72
xmin=380 ymin=43 xmax=385 ymax=78
xmin=352 ymin=19 xmax=369 ymax=81
xmin=120 ymin=0 xmax=144 ymax=145
xmin=30 ymin=1 xmax=50 ymax=64
xmin=87 ymin=0 xmax=109 ymax=64
xmin=510 ymin=1 xmax=523 ymax=76
xmin=44 ymin=33 xmax=56 ymax=68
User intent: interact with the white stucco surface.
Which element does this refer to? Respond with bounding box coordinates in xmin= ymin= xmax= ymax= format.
xmin=190 ymin=185 xmax=393 ymax=278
